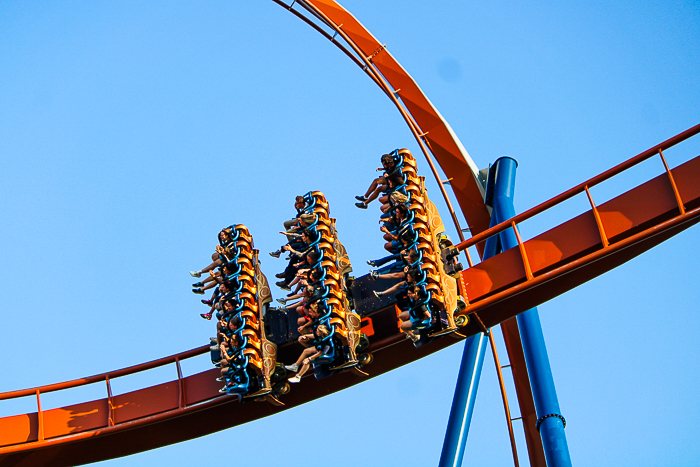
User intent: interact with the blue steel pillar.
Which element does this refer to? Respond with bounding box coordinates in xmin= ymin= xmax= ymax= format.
xmin=438 ymin=164 xmax=510 ymax=467
xmin=490 ymin=157 xmax=572 ymax=467
xmin=438 ymin=332 xmax=489 ymax=467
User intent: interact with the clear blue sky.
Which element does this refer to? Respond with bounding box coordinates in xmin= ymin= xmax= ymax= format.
xmin=1 ymin=1 xmax=699 ymax=466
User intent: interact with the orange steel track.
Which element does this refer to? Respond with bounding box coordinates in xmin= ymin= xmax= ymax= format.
xmin=0 ymin=124 xmax=698 ymax=467
xmin=272 ymin=0 xmax=489 ymax=243
xmin=453 ymin=123 xmax=700 ymax=333
xmin=0 ymin=0 xmax=698 ymax=463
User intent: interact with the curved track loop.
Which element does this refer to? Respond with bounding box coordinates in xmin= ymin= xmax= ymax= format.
xmin=275 ymin=0 xmax=491 ymax=242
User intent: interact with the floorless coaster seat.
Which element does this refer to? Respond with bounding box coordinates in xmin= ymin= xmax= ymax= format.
xmin=311 ymin=328 xmax=337 ymax=365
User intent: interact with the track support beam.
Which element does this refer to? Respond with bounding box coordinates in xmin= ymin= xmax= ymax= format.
xmin=491 ymin=157 xmax=572 ymax=467
xmin=439 ymin=157 xmax=522 ymax=467
xmin=438 ymin=333 xmax=488 ymax=467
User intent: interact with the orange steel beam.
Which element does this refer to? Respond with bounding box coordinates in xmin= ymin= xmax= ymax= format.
xmin=280 ymin=0 xmax=491 ymax=239
xmin=458 ymin=201 xmax=700 ymax=333
xmin=271 ymin=0 xmax=468 ymax=248
xmin=0 ymin=345 xmax=208 ymax=401
xmin=0 ymin=323 xmax=465 ymax=466
xmin=488 ymin=332 xmax=520 ymax=467
xmin=499 ymin=318 xmax=547 ymax=467
xmin=455 ymin=123 xmax=700 ymax=253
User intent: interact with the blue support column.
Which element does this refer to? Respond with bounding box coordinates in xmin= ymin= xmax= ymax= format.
xmin=490 ymin=157 xmax=572 ymax=467
xmin=438 ymin=163 xmax=510 ymax=467
xmin=438 ymin=333 xmax=489 ymax=467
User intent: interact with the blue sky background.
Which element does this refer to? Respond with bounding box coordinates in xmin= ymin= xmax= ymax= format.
xmin=1 ymin=1 xmax=699 ymax=466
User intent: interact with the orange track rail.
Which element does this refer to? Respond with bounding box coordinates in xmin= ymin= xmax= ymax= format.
xmin=273 ymin=0 xmax=490 ymax=242
xmin=0 ymin=124 xmax=698 ymax=466
xmin=454 ymin=124 xmax=700 ymax=332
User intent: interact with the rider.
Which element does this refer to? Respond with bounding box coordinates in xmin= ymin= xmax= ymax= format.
xmin=285 ymin=324 xmax=332 ymax=383
xmin=398 ymin=285 xmax=431 ymax=343
xmin=355 ymin=153 xmax=401 ymax=209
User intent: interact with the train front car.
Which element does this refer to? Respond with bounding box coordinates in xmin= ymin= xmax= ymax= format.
xmin=211 ymin=225 xmax=285 ymax=403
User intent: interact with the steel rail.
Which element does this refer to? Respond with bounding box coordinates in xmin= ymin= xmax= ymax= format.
xmin=0 ymin=386 xmax=238 ymax=457
xmin=455 ymin=123 xmax=700 ymax=253
xmin=270 ymin=0 xmax=369 ymax=74
xmin=276 ymin=0 xmax=469 ymax=244
xmin=489 ymin=332 xmax=520 ymax=467
xmin=0 ymin=325 xmax=453 ymax=458
xmin=0 ymin=345 xmax=208 ymax=401
xmin=456 ymin=203 xmax=700 ymax=320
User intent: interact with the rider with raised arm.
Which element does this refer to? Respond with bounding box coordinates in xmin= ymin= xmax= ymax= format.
xmin=270 ymin=210 xmax=315 ymax=258
xmin=372 ymin=267 xmax=421 ymax=298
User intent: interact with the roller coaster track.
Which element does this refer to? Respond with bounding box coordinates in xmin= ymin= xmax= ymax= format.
xmin=0 ymin=0 xmax=698 ymax=465
xmin=0 ymin=126 xmax=697 ymax=466
xmin=453 ymin=123 xmax=700 ymax=335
